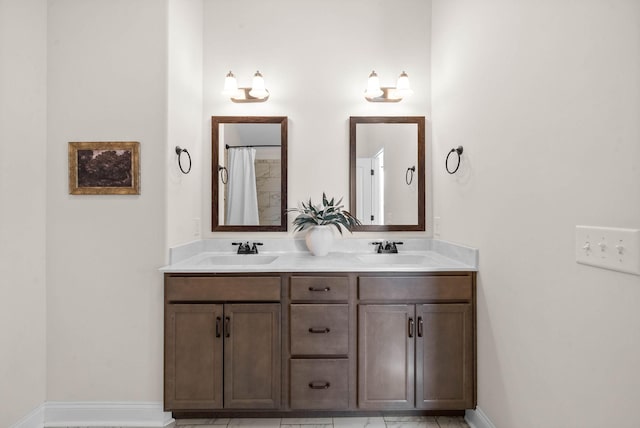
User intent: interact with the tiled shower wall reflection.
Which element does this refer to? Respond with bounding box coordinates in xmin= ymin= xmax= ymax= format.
xmin=256 ymin=159 xmax=281 ymax=225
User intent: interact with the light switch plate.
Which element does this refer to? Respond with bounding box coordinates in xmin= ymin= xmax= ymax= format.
xmin=575 ymin=226 xmax=640 ymax=275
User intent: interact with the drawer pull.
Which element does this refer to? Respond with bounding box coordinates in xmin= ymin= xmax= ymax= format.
xmin=308 ymin=286 xmax=331 ymax=292
xmin=308 ymin=381 xmax=331 ymax=389
xmin=308 ymin=327 xmax=331 ymax=334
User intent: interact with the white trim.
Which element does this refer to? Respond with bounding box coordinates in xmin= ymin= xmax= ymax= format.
xmin=9 ymin=403 xmax=45 ymax=428
xmin=43 ymin=402 xmax=174 ymax=427
xmin=15 ymin=402 xmax=491 ymax=428
xmin=466 ymin=407 xmax=497 ymax=428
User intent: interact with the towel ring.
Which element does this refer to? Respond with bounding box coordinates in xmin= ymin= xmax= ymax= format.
xmin=218 ymin=165 xmax=228 ymax=184
xmin=175 ymin=146 xmax=192 ymax=174
xmin=406 ymin=166 xmax=415 ymax=185
xmin=446 ymin=146 xmax=463 ymax=174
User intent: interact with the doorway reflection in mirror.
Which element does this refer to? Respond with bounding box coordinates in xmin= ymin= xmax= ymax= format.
xmin=355 ymin=123 xmax=418 ymax=225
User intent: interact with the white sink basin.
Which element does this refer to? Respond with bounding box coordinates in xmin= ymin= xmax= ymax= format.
xmin=357 ymin=254 xmax=427 ymax=265
xmin=198 ymin=255 xmax=278 ymax=266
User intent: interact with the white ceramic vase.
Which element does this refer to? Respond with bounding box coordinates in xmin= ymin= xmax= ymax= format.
xmin=305 ymin=225 xmax=335 ymax=256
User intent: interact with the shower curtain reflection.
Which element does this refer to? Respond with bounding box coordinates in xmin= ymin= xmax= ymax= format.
xmin=226 ymin=147 xmax=259 ymax=225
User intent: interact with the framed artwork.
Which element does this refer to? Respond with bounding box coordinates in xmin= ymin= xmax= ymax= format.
xmin=68 ymin=141 xmax=140 ymax=195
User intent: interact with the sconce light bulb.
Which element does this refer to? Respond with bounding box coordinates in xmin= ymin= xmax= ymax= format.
xmin=249 ymin=70 xmax=269 ymax=99
xmin=365 ymin=70 xmax=384 ymax=98
xmin=396 ymin=71 xmax=413 ymax=97
xmin=222 ymin=70 xmax=238 ymax=96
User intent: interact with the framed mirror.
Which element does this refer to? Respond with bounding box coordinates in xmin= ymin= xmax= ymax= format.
xmin=212 ymin=116 xmax=288 ymax=231
xmin=349 ymin=116 xmax=425 ymax=231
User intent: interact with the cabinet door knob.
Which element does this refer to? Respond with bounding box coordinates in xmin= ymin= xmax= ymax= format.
xmin=308 ymin=381 xmax=330 ymax=389
xmin=408 ymin=317 xmax=415 ymax=338
xmin=308 ymin=327 xmax=331 ymax=334
xmin=308 ymin=286 xmax=330 ymax=292
xmin=417 ymin=316 xmax=423 ymax=338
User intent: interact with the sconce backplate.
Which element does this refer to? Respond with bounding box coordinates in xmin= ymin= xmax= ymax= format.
xmin=365 ymin=87 xmax=403 ymax=103
xmin=230 ymin=88 xmax=270 ymax=103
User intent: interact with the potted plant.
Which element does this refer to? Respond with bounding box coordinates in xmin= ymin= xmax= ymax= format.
xmin=288 ymin=193 xmax=361 ymax=256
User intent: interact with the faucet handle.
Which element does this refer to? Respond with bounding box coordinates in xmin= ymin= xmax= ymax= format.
xmin=251 ymin=242 xmax=263 ymax=253
xmin=232 ymin=241 xmax=250 ymax=254
xmin=390 ymin=241 xmax=404 ymax=253
xmin=370 ymin=241 xmax=384 ymax=253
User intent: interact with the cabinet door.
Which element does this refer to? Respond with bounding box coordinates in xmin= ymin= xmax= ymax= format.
xmin=224 ymin=303 xmax=281 ymax=409
xmin=358 ymin=304 xmax=415 ymax=409
xmin=165 ymin=304 xmax=224 ymax=410
xmin=416 ymin=304 xmax=474 ymax=409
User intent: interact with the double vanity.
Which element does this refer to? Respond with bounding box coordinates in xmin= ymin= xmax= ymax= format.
xmin=162 ymin=238 xmax=478 ymax=418
xmin=163 ymin=115 xmax=476 ymax=418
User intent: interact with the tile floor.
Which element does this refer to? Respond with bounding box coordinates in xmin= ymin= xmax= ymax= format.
xmin=174 ymin=416 xmax=469 ymax=428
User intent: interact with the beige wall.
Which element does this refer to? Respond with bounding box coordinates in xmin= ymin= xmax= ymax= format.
xmin=167 ymin=0 xmax=204 ymax=247
xmin=46 ymin=0 xmax=167 ymax=401
xmin=432 ymin=1 xmax=640 ymax=427
xmin=0 ymin=0 xmax=48 ymax=425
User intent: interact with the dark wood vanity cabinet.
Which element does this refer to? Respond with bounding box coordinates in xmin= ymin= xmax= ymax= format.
xmin=164 ymin=276 xmax=281 ymax=411
xmin=358 ymin=275 xmax=475 ymax=411
xmin=164 ymin=271 xmax=475 ymax=416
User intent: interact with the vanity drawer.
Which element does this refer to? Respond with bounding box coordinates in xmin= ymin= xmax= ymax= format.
xmin=290 ymin=304 xmax=349 ymax=356
xmin=290 ymin=359 xmax=348 ymax=409
xmin=166 ymin=276 xmax=281 ymax=302
xmin=358 ymin=275 xmax=472 ymax=302
xmin=290 ymin=276 xmax=349 ymax=302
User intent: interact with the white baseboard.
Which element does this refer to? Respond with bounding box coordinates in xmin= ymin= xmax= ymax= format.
xmin=465 ymin=407 xmax=497 ymax=428
xmin=44 ymin=402 xmax=174 ymax=427
xmin=8 ymin=401 xmax=174 ymax=428
xmin=10 ymin=403 xmax=45 ymax=428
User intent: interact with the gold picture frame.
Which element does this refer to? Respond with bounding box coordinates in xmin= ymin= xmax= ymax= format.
xmin=68 ymin=141 xmax=140 ymax=195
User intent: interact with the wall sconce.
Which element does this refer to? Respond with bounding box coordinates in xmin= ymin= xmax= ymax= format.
xmin=364 ymin=70 xmax=413 ymax=102
xmin=222 ymin=70 xmax=270 ymax=103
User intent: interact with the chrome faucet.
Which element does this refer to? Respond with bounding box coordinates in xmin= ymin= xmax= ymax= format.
xmin=232 ymin=242 xmax=263 ymax=254
xmin=370 ymin=241 xmax=404 ymax=254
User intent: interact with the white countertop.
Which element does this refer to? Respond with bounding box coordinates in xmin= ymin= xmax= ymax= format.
xmin=161 ymin=238 xmax=478 ymax=273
